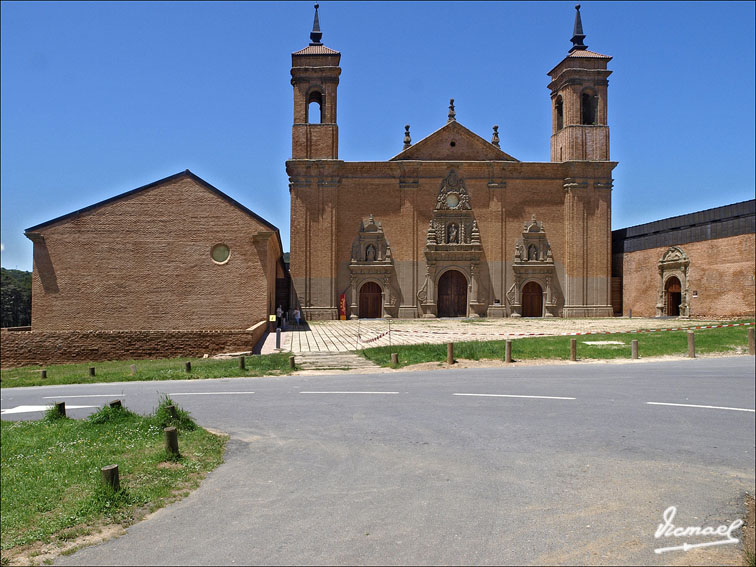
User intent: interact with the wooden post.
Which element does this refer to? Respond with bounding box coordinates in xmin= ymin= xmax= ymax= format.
xmin=55 ymin=401 xmax=66 ymax=417
xmin=166 ymin=404 xmax=178 ymax=419
xmin=41 ymin=369 xmax=47 ymax=379
xmin=100 ymin=464 xmax=120 ymax=492
xmin=688 ymin=332 xmax=695 ymax=358
xmin=89 ymin=367 xmax=95 ymax=377
xmin=570 ymin=338 xmax=577 ymax=361
xmin=748 ymin=327 xmax=755 ymax=355
xmin=109 ymin=400 xmax=122 ymax=409
xmin=130 ymin=364 xmax=137 ymax=375
xmin=505 ymin=340 xmax=513 ymax=363
xmin=164 ymin=427 xmax=179 ymax=456
xmin=289 ymin=356 xmax=295 ymax=369
xmin=631 ymin=340 xmax=639 ymax=360
xmin=391 ymin=353 xmax=399 ymax=365
xmin=185 ymin=361 xmax=191 ymax=373
xmin=239 ymin=356 xmax=246 ymax=370
xmin=447 ymin=343 xmax=454 ymax=365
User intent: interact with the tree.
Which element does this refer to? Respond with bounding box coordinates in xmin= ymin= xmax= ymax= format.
xmin=0 ymin=268 xmax=32 ymax=327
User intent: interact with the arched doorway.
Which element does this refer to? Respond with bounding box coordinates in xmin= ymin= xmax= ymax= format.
xmin=359 ymin=282 xmax=382 ymax=318
xmin=522 ymin=282 xmax=543 ymax=317
xmin=437 ymin=270 xmax=467 ymax=317
xmin=665 ymin=276 xmax=681 ymax=316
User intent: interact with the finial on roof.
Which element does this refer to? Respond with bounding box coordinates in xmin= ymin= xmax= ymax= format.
xmin=403 ymin=125 xmax=412 ymax=150
xmin=309 ymin=3 xmax=323 ymax=46
xmin=491 ymin=125 xmax=500 ymax=148
xmin=569 ymin=4 xmax=587 ymax=52
xmin=448 ymin=98 xmax=456 ymax=123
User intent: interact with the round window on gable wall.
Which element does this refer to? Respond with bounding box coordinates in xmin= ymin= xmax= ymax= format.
xmin=211 ymin=244 xmax=230 ymax=264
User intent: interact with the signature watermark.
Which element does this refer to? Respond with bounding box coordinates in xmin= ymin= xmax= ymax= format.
xmin=654 ymin=505 xmax=743 ymax=554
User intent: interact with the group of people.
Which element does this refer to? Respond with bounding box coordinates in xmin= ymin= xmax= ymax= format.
xmin=276 ymin=305 xmax=301 ymax=329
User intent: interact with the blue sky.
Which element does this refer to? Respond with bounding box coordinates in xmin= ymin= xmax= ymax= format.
xmin=1 ymin=1 xmax=754 ymax=271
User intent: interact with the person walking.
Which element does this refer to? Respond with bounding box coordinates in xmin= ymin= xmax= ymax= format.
xmin=276 ymin=305 xmax=283 ymax=328
xmin=293 ymin=307 xmax=301 ymax=328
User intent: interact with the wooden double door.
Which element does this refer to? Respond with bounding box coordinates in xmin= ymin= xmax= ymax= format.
xmin=437 ymin=270 xmax=467 ymax=317
xmin=522 ymin=281 xmax=543 ymax=317
xmin=359 ymin=282 xmax=382 ymax=318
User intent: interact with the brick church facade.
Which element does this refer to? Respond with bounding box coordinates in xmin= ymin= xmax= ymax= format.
xmin=288 ymin=5 xmax=617 ymax=320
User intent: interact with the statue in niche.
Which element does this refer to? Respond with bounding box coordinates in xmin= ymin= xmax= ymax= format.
xmin=528 ymin=244 xmax=538 ymax=261
xmin=448 ymin=223 xmax=459 ymax=244
xmin=365 ymin=244 xmax=376 ymax=262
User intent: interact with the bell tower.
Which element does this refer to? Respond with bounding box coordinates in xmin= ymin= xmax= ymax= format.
xmin=548 ymin=5 xmax=612 ymax=162
xmin=291 ymin=3 xmax=341 ymax=159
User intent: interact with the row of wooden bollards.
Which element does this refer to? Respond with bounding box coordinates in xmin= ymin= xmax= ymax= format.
xmin=37 ymin=328 xmax=756 ymax=379
xmin=48 ymin=400 xmax=183 ymax=492
xmin=38 ymin=355 xmax=299 ymax=379
xmin=390 ymin=328 xmax=756 ymax=366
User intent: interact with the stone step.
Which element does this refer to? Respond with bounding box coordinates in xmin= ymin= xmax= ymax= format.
xmin=292 ymin=352 xmax=379 ymax=370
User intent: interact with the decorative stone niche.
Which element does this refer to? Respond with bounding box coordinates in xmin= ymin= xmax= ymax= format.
xmin=348 ymin=215 xmax=398 ymax=318
xmin=656 ymin=246 xmax=690 ymax=317
xmin=507 ymin=215 xmax=562 ymax=317
xmin=417 ymin=169 xmax=486 ymax=317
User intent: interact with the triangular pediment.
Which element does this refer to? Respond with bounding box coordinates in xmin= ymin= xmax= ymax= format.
xmin=390 ymin=121 xmax=518 ymax=162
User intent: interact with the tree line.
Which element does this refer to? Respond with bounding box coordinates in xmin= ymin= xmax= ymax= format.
xmin=1 ymin=268 xmax=32 ymax=327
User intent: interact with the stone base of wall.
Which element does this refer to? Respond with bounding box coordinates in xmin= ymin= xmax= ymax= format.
xmin=302 ymin=307 xmax=339 ymax=320
xmin=0 ymin=322 xmax=267 ymax=369
xmin=562 ymin=305 xmax=614 ymax=317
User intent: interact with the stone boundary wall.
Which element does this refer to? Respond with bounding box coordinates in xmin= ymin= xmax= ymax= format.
xmin=0 ymin=321 xmax=267 ymax=369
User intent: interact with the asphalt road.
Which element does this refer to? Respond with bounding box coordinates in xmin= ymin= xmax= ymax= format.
xmin=3 ymin=357 xmax=755 ymax=565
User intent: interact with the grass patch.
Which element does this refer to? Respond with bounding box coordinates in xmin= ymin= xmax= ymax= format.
xmin=0 ymin=397 xmax=226 ymax=559
xmin=361 ymin=324 xmax=754 ymax=367
xmin=0 ymin=352 xmax=293 ymax=388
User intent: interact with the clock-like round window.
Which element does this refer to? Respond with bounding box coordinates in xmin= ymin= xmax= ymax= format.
xmin=446 ymin=193 xmax=460 ymax=208
xmin=211 ymin=244 xmax=230 ymax=264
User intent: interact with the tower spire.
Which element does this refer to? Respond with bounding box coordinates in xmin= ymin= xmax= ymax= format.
xmin=569 ymin=4 xmax=587 ymax=52
xmin=309 ymin=3 xmax=323 ymax=46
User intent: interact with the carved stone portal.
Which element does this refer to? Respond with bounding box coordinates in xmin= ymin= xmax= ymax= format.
xmin=418 ymin=170 xmax=485 ymax=317
xmin=656 ymin=246 xmax=690 ymax=317
xmin=349 ymin=215 xmax=398 ymax=318
xmin=507 ymin=215 xmax=562 ymax=317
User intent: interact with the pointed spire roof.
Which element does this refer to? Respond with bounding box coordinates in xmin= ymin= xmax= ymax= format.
xmin=569 ymin=4 xmax=588 ymax=52
xmin=310 ymin=3 xmax=323 ymax=45
xmin=293 ymin=3 xmax=340 ymax=57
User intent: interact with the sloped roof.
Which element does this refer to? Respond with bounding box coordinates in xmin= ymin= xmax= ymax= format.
xmin=390 ymin=120 xmax=518 ymax=162
xmin=292 ymin=45 xmax=340 ymax=55
xmin=567 ymin=49 xmax=611 ymax=59
xmin=25 ymin=170 xmax=282 ymax=250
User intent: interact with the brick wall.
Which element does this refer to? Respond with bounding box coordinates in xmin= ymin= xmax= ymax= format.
xmin=28 ymin=173 xmax=281 ymax=331
xmin=288 ymin=158 xmax=615 ymax=319
xmin=0 ymin=322 xmax=267 ymax=368
xmin=621 ymin=234 xmax=755 ymax=318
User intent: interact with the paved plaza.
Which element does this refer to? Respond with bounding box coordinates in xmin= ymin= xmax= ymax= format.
xmin=260 ymin=317 xmax=732 ymax=355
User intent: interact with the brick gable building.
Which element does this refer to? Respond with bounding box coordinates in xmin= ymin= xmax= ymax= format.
xmin=25 ymin=170 xmax=285 ymax=331
xmin=288 ymin=5 xmax=617 ymax=319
